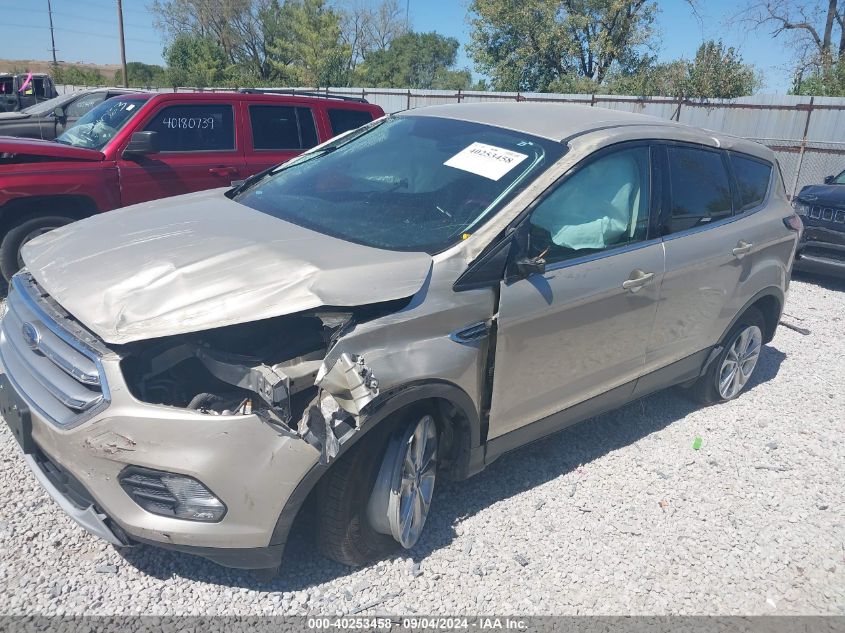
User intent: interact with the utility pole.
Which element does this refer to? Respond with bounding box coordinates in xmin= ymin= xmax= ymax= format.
xmin=46 ymin=0 xmax=58 ymax=67
xmin=405 ymin=0 xmax=409 ymax=31
xmin=116 ymin=0 xmax=128 ymax=87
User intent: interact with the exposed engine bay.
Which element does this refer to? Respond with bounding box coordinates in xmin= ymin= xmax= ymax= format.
xmin=119 ymin=301 xmax=404 ymax=462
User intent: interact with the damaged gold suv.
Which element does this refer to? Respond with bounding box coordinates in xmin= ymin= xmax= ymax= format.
xmin=0 ymin=103 xmax=800 ymax=573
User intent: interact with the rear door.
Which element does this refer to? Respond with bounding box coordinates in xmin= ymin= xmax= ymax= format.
xmin=243 ymin=102 xmax=320 ymax=175
xmin=488 ymin=143 xmax=665 ymax=440
xmin=645 ymin=144 xmax=750 ymax=374
xmin=117 ymin=100 xmax=245 ymax=206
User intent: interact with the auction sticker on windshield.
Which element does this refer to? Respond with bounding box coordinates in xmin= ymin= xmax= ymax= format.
xmin=444 ymin=142 xmax=528 ymax=181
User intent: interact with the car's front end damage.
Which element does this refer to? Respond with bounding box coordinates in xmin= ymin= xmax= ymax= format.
xmin=0 ymin=193 xmax=492 ymax=570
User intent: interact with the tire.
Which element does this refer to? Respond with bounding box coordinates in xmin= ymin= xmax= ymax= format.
xmin=0 ymin=214 xmax=75 ymax=282
xmin=315 ymin=420 xmax=399 ymax=566
xmin=315 ymin=405 xmax=438 ymax=566
xmin=687 ymin=306 xmax=766 ymax=405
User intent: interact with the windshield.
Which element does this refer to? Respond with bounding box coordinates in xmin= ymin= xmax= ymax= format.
xmin=233 ymin=115 xmax=565 ymax=253
xmin=56 ymin=96 xmax=149 ymax=150
xmin=22 ymin=93 xmax=73 ymax=116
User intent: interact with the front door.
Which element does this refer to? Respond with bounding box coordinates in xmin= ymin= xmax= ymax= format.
xmin=117 ymin=101 xmax=245 ymax=206
xmin=488 ymin=144 xmax=665 ymax=440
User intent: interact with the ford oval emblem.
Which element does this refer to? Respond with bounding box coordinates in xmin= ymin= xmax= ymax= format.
xmin=22 ymin=322 xmax=41 ymax=351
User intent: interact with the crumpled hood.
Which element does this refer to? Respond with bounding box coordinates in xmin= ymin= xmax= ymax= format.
xmin=0 ymin=135 xmax=104 ymax=161
xmin=22 ymin=188 xmax=433 ymax=345
xmin=796 ymin=184 xmax=845 ymax=207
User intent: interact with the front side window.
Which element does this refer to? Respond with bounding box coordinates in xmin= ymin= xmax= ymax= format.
xmin=665 ymin=146 xmax=732 ymax=233
xmin=833 ymin=169 xmax=845 ymax=185
xmin=144 ymin=104 xmax=235 ymax=152
xmin=328 ymin=108 xmax=374 ymax=135
xmin=56 ymin=96 xmax=149 ymax=150
xmin=234 ymin=115 xmax=565 ymax=253
xmin=65 ymin=92 xmax=107 ymax=119
xmin=249 ymin=105 xmax=318 ymax=150
xmin=528 ymin=146 xmax=651 ymax=264
xmin=730 ymin=153 xmax=772 ymax=211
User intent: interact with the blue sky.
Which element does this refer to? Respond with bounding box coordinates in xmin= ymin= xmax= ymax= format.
xmin=1 ymin=0 xmax=796 ymax=93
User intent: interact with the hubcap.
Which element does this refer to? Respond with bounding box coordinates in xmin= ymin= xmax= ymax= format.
xmin=718 ymin=325 xmax=762 ymax=399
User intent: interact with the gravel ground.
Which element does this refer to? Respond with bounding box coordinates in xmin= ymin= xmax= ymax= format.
xmin=0 ymin=274 xmax=843 ymax=616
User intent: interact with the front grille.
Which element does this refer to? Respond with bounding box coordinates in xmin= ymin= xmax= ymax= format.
xmin=808 ymin=205 xmax=845 ymax=224
xmin=0 ymin=273 xmax=110 ymax=428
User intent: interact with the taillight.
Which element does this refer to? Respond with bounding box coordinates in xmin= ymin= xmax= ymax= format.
xmin=783 ymin=214 xmax=803 ymax=231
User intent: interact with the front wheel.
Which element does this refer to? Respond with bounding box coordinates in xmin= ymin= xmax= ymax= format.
xmin=687 ymin=307 xmax=765 ymax=404
xmin=315 ymin=406 xmax=439 ymax=566
xmin=0 ymin=214 xmax=75 ymax=281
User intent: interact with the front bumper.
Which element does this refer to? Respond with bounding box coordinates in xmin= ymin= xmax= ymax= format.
xmin=794 ymin=223 xmax=845 ymax=278
xmin=1 ymin=379 xmax=319 ymax=568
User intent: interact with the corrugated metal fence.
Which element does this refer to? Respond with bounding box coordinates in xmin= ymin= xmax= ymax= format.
xmin=57 ymin=84 xmax=845 ymax=197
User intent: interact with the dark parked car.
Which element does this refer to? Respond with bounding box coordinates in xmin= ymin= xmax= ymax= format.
xmin=0 ymin=88 xmax=142 ymax=140
xmin=793 ymin=168 xmax=845 ymax=277
xmin=0 ymin=73 xmax=58 ymax=112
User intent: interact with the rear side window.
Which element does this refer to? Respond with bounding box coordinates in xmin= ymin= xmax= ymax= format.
xmin=665 ymin=146 xmax=732 ymax=233
xmin=144 ymin=104 xmax=235 ymax=152
xmin=249 ymin=105 xmax=318 ymax=150
xmin=328 ymin=108 xmax=374 ymax=135
xmin=730 ymin=153 xmax=772 ymax=211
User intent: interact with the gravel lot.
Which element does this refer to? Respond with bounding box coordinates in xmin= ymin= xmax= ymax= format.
xmin=1 ymin=273 xmax=843 ymax=616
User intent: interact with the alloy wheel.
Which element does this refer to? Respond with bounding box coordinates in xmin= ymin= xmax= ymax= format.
xmin=718 ymin=325 xmax=763 ymax=399
xmin=387 ymin=414 xmax=438 ymax=549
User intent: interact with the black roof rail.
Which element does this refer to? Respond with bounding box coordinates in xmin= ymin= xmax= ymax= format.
xmin=238 ymin=88 xmax=369 ymax=104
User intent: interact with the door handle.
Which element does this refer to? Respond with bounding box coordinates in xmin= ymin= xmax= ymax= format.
xmin=732 ymin=240 xmax=753 ymax=257
xmin=209 ymin=166 xmax=238 ymax=177
xmin=622 ymin=269 xmax=655 ymax=292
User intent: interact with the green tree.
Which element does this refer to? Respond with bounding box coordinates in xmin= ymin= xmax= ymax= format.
xmin=685 ymin=40 xmax=759 ymax=98
xmin=793 ymin=61 xmax=845 ymax=95
xmin=468 ymin=0 xmax=657 ymax=91
xmin=164 ymin=33 xmax=233 ymax=87
xmin=267 ymin=0 xmax=351 ymax=86
xmin=356 ymin=31 xmax=470 ymax=89
xmin=608 ymin=41 xmax=757 ymax=98
xmin=53 ymin=65 xmax=106 ymax=86
xmin=153 ymin=0 xmax=278 ymax=80
xmin=114 ymin=62 xmax=167 ymax=87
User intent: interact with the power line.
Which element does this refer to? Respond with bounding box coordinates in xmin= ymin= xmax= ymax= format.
xmin=5 ymin=6 xmax=152 ymax=30
xmin=5 ymin=21 xmax=159 ymax=45
xmin=54 ymin=0 xmax=150 ymax=15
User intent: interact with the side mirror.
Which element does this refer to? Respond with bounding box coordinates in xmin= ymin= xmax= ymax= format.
xmin=824 ymin=175 xmax=835 ymax=184
xmin=515 ymin=255 xmax=546 ymax=278
xmin=52 ymin=106 xmax=65 ymax=120
xmin=123 ymin=131 xmax=158 ymax=157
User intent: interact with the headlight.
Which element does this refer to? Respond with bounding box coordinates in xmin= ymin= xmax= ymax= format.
xmin=119 ymin=467 xmax=227 ymax=522
xmin=793 ymin=202 xmax=811 ymax=216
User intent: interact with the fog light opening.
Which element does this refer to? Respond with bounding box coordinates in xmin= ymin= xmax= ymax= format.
xmin=119 ymin=467 xmax=227 ymax=523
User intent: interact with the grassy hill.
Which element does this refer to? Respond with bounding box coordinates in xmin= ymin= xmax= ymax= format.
xmin=0 ymin=59 xmax=121 ymax=78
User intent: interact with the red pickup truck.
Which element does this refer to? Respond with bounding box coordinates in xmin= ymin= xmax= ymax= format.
xmin=0 ymin=90 xmax=384 ymax=281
